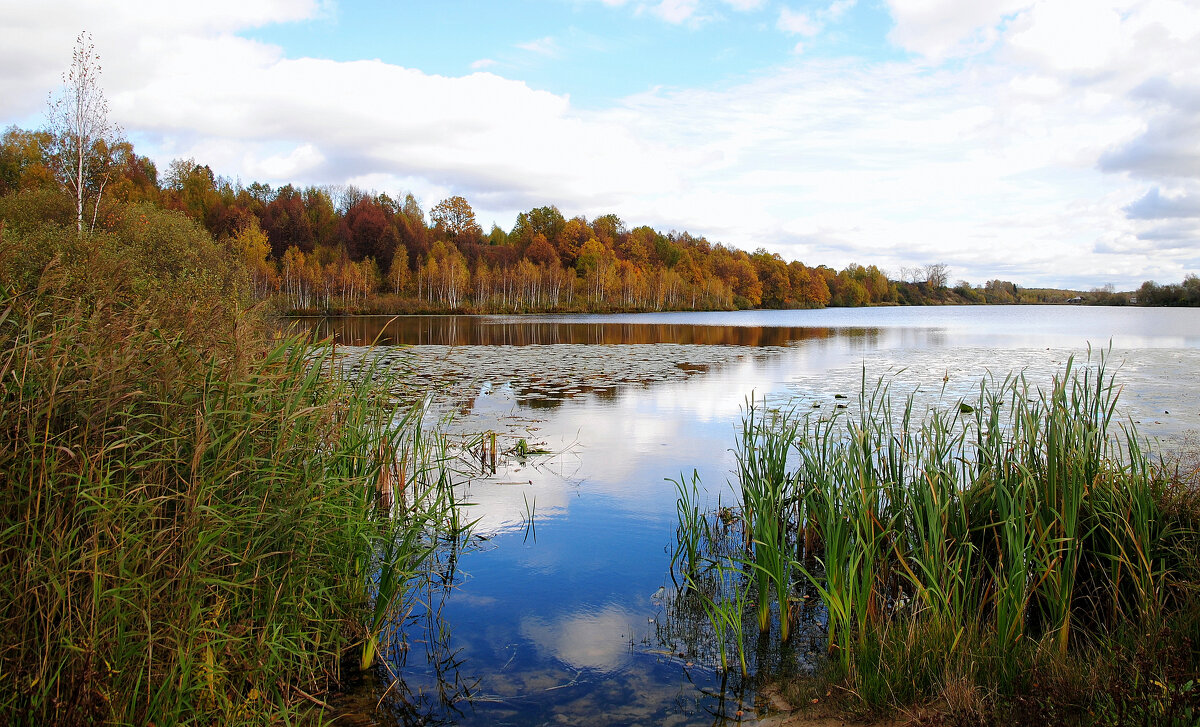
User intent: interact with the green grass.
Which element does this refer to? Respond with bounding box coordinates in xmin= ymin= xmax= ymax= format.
xmin=673 ymin=354 xmax=1200 ymax=724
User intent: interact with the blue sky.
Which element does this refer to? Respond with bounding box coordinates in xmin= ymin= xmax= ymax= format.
xmin=249 ymin=1 xmax=902 ymax=108
xmin=1 ymin=0 xmax=1198 ymax=289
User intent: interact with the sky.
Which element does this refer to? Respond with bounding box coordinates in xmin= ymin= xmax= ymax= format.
xmin=1 ymin=0 xmax=1198 ymax=290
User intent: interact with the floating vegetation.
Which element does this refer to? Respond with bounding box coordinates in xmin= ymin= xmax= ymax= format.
xmin=333 ymin=342 xmax=776 ymax=413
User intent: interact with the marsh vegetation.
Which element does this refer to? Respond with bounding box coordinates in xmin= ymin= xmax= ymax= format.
xmin=669 ymin=358 xmax=1200 ymax=725
xmin=0 ymin=194 xmax=474 ymax=725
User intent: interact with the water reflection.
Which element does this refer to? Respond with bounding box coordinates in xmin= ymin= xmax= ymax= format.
xmin=299 ymin=305 xmax=1200 ymax=350
xmin=305 ymin=308 xmax=1200 ymax=726
xmin=520 ymin=604 xmax=640 ymax=672
xmin=297 ymin=313 xmax=850 ymax=347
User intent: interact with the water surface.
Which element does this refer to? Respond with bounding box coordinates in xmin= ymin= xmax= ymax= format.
xmin=306 ymin=306 xmax=1200 ymax=725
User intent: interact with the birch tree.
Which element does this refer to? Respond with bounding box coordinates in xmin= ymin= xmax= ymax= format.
xmin=45 ymin=31 xmax=121 ymax=233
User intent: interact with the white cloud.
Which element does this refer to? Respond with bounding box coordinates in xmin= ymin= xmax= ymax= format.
xmin=777 ymin=1 xmax=858 ymax=41
xmin=250 ymin=142 xmax=324 ymax=180
xmin=589 ymin=0 xmax=729 ymax=25
xmin=1125 ymin=186 xmax=1200 ymax=220
xmin=1005 ymin=0 xmax=1126 ymax=73
xmin=4 ymin=0 xmax=1200 ymax=288
xmin=885 ymin=0 xmax=1028 ymax=59
xmin=652 ymin=0 xmax=701 ymax=24
xmin=470 ymin=58 xmax=497 ymax=69
xmin=516 ymin=35 xmax=561 ymax=56
xmin=778 ymin=7 xmax=821 ymax=36
xmin=827 ymin=0 xmax=857 ymax=20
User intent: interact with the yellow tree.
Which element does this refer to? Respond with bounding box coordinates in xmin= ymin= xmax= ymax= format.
xmin=430 ymin=196 xmax=481 ymax=242
xmin=576 ymin=238 xmax=616 ymax=306
xmin=386 ymin=246 xmax=410 ymax=295
xmin=787 ymin=262 xmax=831 ymax=308
xmin=281 ymin=246 xmax=307 ymax=307
xmin=0 ymin=128 xmax=57 ymax=195
xmin=557 ymin=217 xmax=591 ymax=265
xmin=229 ymin=217 xmax=276 ymax=298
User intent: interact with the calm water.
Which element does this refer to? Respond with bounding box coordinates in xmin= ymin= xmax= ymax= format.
xmin=303 ymin=306 xmax=1200 ymax=726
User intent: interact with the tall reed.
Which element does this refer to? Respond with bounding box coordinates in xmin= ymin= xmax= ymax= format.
xmin=671 ymin=352 xmax=1199 ymax=718
xmin=0 ymin=292 xmax=462 ymax=725
xmin=686 ymin=558 xmax=751 ymax=677
xmin=671 ymin=470 xmax=706 ymax=584
xmin=735 ymin=398 xmax=801 ymax=640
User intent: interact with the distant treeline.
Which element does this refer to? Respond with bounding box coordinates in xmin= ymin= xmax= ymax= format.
xmin=3 ymin=125 xmax=1192 ymax=312
xmin=1088 ymin=278 xmax=1200 ymax=307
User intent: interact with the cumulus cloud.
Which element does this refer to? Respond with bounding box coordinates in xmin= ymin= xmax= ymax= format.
xmin=827 ymin=0 xmax=857 ymax=20
xmin=777 ymin=1 xmax=857 ymax=40
xmin=250 ymin=142 xmax=325 ymax=180
xmin=1095 ymin=220 xmax=1200 ymax=253
xmin=878 ymin=0 xmax=1200 ymax=281
xmin=3 ymin=0 xmax=1200 ymax=288
xmin=651 ymin=0 xmax=701 ymax=24
xmin=1125 ymin=188 xmax=1200 ymax=220
xmin=1101 ymin=98 xmax=1200 ymax=182
xmin=885 ymin=0 xmax=1027 ymax=59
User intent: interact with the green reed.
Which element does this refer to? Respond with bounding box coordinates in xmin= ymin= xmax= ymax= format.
xmin=359 ymin=404 xmax=469 ymax=672
xmin=0 ymin=294 xmax=467 ymax=726
xmin=672 ymin=352 xmax=1198 ymax=718
xmin=686 ymin=558 xmax=751 ymax=677
xmin=671 ymin=470 xmax=706 ymax=583
xmin=736 ymin=398 xmax=801 ymax=639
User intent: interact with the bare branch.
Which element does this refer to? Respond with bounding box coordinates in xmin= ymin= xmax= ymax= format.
xmin=44 ymin=31 xmax=122 ymax=234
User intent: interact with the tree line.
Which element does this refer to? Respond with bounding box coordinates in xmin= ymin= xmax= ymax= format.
xmin=0 ymin=125 xmax=974 ymax=314
xmin=4 ymin=121 xmax=1195 ymax=312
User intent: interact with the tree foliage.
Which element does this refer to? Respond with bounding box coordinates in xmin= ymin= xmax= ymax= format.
xmin=43 ymin=31 xmax=122 ymax=233
xmin=5 ymin=124 xmax=1189 ymax=314
xmin=430 ymin=195 xmax=481 ymax=242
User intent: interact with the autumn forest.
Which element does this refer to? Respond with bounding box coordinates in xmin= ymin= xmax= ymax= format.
xmin=2 ymin=125 xmax=1054 ymax=314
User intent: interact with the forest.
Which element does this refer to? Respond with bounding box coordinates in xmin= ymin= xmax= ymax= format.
xmin=1 ymin=125 xmax=1061 ymax=314
xmin=4 ymin=125 xmax=1196 ymax=314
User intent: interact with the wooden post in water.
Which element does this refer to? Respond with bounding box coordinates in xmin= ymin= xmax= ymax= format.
xmin=490 ymin=431 xmax=497 ymax=474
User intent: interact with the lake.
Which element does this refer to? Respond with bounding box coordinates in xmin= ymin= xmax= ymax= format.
xmin=298 ymin=306 xmax=1200 ymax=726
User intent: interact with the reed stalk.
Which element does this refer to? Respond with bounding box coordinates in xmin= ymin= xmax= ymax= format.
xmin=735 ymin=398 xmax=801 ymax=639
xmin=0 ymin=296 xmax=469 ymax=724
xmin=671 ymin=470 xmax=706 ymax=584
xmin=671 ymin=350 xmax=1198 ymax=718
